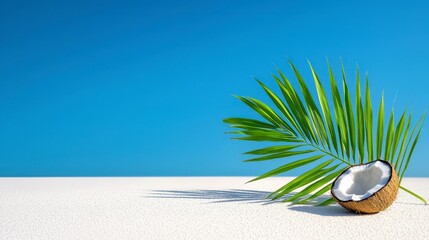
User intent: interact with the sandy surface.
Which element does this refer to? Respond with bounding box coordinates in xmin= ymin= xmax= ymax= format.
xmin=0 ymin=177 xmax=428 ymax=240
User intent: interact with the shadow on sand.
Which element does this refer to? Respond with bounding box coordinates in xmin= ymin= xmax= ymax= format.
xmin=287 ymin=205 xmax=351 ymax=216
xmin=148 ymin=189 xmax=279 ymax=204
xmin=147 ymin=189 xmax=353 ymax=216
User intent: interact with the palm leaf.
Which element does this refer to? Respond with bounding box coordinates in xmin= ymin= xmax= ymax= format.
xmin=312 ymin=63 xmax=337 ymax=153
xmin=294 ymin=183 xmax=332 ymax=204
xmin=284 ymin=167 xmax=346 ymax=203
xmin=341 ymin=66 xmax=356 ymax=162
xmin=247 ymin=154 xmax=325 ymax=183
xmin=376 ymin=93 xmax=385 ymax=159
xmin=318 ymin=198 xmax=336 ymax=206
xmin=355 ymin=70 xmax=366 ymax=163
xmin=224 ymin=60 xmax=426 ymax=205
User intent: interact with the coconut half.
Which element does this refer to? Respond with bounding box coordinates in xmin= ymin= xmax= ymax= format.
xmin=331 ymin=160 xmax=399 ymax=214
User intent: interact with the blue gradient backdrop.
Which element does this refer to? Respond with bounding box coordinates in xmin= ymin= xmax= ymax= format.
xmin=1 ymin=0 xmax=428 ymax=176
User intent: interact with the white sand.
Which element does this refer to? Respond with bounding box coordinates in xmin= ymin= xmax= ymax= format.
xmin=0 ymin=177 xmax=428 ymax=240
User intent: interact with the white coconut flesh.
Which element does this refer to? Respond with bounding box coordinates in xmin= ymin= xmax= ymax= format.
xmin=332 ymin=161 xmax=392 ymax=201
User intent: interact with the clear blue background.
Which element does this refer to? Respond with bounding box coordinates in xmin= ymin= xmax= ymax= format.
xmin=1 ymin=0 xmax=428 ymax=176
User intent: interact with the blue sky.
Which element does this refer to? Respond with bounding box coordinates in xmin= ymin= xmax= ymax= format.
xmin=1 ymin=0 xmax=428 ymax=176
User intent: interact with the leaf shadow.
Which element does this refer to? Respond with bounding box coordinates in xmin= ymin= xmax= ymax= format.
xmin=147 ymin=189 xmax=281 ymax=204
xmin=147 ymin=189 xmax=355 ymax=216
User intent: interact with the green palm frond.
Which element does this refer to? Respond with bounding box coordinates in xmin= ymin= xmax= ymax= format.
xmin=224 ymin=60 xmax=426 ymax=205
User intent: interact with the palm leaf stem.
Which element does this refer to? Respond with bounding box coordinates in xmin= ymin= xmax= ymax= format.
xmin=303 ymin=139 xmax=350 ymax=165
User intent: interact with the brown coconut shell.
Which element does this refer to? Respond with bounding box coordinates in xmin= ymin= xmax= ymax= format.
xmin=331 ymin=160 xmax=399 ymax=214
